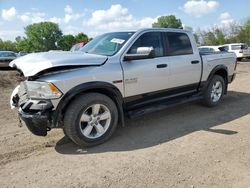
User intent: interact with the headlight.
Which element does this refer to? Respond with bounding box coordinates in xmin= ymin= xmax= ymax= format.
xmin=25 ymin=81 xmax=62 ymax=99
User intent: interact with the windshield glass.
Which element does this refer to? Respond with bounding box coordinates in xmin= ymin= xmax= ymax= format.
xmin=80 ymin=32 xmax=135 ymax=56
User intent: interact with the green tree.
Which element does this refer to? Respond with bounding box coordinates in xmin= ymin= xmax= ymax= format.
xmin=152 ymin=15 xmax=182 ymax=28
xmin=235 ymin=19 xmax=250 ymax=44
xmin=0 ymin=39 xmax=17 ymax=51
xmin=57 ymin=35 xmax=76 ymax=51
xmin=24 ymin=22 xmax=62 ymax=52
xmin=214 ymin=28 xmax=225 ymax=45
xmin=203 ymin=32 xmax=217 ymax=45
xmin=15 ymin=36 xmax=31 ymax=52
xmin=75 ymin=33 xmax=89 ymax=43
xmin=246 ymin=19 xmax=250 ymax=36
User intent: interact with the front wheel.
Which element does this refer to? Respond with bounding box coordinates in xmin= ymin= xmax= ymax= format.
xmin=63 ymin=93 xmax=118 ymax=147
xmin=203 ymin=75 xmax=226 ymax=107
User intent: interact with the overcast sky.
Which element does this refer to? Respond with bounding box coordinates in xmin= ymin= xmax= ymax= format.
xmin=0 ymin=0 xmax=249 ymax=40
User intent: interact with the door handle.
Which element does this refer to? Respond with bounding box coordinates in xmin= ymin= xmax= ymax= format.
xmin=157 ymin=64 xmax=168 ymax=68
xmin=191 ymin=60 xmax=200 ymax=64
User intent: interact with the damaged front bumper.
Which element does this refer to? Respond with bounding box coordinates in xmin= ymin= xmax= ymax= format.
xmin=11 ymin=85 xmax=54 ymax=136
xmin=19 ymin=108 xmax=51 ymax=136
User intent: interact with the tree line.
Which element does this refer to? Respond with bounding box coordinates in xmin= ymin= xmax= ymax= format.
xmin=152 ymin=15 xmax=250 ymax=46
xmin=0 ymin=16 xmax=249 ymax=52
xmin=0 ymin=22 xmax=90 ymax=52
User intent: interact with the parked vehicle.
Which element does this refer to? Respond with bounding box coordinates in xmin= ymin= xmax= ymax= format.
xmin=10 ymin=28 xmax=237 ymax=147
xmin=198 ymin=46 xmax=221 ymax=53
xmin=18 ymin=52 xmax=29 ymax=57
xmin=219 ymin=43 xmax=250 ymax=61
xmin=0 ymin=51 xmax=17 ymax=69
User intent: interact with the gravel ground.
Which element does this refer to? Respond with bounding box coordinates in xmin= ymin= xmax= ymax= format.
xmin=0 ymin=60 xmax=250 ymax=188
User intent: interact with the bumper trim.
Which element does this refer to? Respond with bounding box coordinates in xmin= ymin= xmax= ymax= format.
xmin=19 ymin=109 xmax=50 ymax=136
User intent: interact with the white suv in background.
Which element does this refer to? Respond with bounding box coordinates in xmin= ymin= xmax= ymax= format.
xmin=219 ymin=43 xmax=250 ymax=61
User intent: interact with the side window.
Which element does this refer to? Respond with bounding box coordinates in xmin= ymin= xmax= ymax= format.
xmin=128 ymin=32 xmax=164 ymax=57
xmin=166 ymin=32 xmax=193 ymax=56
xmin=219 ymin=46 xmax=229 ymax=52
xmin=210 ymin=48 xmax=215 ymax=52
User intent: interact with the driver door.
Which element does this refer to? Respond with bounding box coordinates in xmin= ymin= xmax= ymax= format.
xmin=122 ymin=31 xmax=170 ymax=98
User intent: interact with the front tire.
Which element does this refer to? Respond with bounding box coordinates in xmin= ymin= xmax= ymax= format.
xmin=63 ymin=93 xmax=118 ymax=147
xmin=203 ymin=75 xmax=226 ymax=107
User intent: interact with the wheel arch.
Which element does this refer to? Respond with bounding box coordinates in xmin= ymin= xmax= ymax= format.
xmin=53 ymin=81 xmax=124 ymax=128
xmin=201 ymin=65 xmax=229 ymax=94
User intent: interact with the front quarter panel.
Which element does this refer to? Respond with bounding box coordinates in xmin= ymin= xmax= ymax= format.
xmin=37 ymin=59 xmax=123 ymax=108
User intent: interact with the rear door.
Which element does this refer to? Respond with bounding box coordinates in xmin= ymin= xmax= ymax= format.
xmin=164 ymin=32 xmax=202 ymax=89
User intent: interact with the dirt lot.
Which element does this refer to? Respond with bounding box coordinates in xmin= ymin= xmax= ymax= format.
xmin=0 ymin=60 xmax=250 ymax=188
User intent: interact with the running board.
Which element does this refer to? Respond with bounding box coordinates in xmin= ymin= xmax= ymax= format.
xmin=127 ymin=94 xmax=203 ymax=119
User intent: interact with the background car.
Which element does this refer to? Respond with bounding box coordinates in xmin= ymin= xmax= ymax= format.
xmin=219 ymin=43 xmax=250 ymax=61
xmin=17 ymin=52 xmax=29 ymax=57
xmin=0 ymin=51 xmax=17 ymax=69
xmin=198 ymin=46 xmax=221 ymax=53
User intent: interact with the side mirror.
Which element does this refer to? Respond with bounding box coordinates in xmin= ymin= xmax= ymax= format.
xmin=124 ymin=47 xmax=155 ymax=61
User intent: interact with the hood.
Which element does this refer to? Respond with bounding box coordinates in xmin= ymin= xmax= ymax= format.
xmin=10 ymin=51 xmax=108 ymax=77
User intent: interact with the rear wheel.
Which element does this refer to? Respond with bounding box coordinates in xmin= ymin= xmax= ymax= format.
xmin=237 ymin=57 xmax=243 ymax=61
xmin=203 ymin=75 xmax=225 ymax=107
xmin=63 ymin=93 xmax=118 ymax=147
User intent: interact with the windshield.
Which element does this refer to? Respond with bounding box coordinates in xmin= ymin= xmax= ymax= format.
xmin=80 ymin=32 xmax=135 ymax=56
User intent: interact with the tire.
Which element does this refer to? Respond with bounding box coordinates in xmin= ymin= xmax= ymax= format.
xmin=63 ymin=93 xmax=118 ymax=147
xmin=237 ymin=58 xmax=243 ymax=61
xmin=203 ymin=75 xmax=226 ymax=107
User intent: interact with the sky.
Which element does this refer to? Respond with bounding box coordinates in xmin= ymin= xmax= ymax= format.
xmin=0 ymin=0 xmax=249 ymax=41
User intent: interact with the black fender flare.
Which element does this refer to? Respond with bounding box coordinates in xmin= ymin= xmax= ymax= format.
xmin=200 ymin=65 xmax=229 ymax=93
xmin=53 ymin=81 xmax=125 ymax=128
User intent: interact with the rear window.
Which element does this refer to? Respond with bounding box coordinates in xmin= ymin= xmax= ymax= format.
xmin=166 ymin=32 xmax=193 ymax=56
xmin=199 ymin=47 xmax=215 ymax=53
xmin=232 ymin=44 xmax=248 ymax=50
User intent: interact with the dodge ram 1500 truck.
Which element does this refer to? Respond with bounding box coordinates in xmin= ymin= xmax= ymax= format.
xmin=10 ymin=28 xmax=237 ymax=147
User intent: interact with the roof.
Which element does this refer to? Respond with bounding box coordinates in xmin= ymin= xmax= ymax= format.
xmin=0 ymin=50 xmax=16 ymax=53
xmin=199 ymin=46 xmax=220 ymax=48
xmin=105 ymin=28 xmax=190 ymax=34
xmin=223 ymin=43 xmax=247 ymax=45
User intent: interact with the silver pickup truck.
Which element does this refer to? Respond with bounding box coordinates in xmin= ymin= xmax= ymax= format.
xmin=10 ymin=28 xmax=237 ymax=146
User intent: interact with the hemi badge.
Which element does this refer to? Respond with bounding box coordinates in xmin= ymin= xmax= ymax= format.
xmin=113 ymin=80 xmax=123 ymax=84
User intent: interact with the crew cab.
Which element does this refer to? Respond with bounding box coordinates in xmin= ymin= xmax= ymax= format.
xmin=10 ymin=28 xmax=237 ymax=147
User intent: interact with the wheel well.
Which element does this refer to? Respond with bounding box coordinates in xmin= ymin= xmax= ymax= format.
xmin=214 ymin=69 xmax=228 ymax=83
xmin=54 ymin=87 xmax=124 ymax=128
xmin=214 ymin=68 xmax=228 ymax=93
